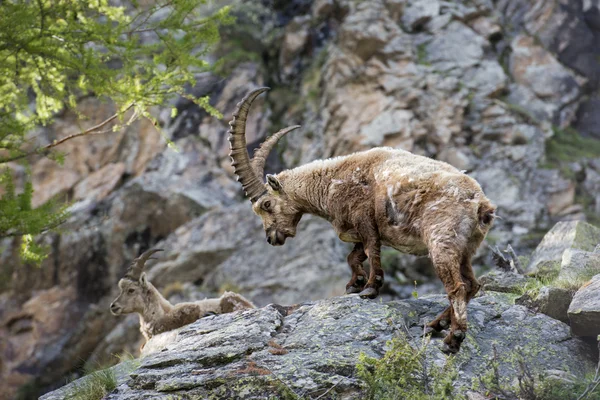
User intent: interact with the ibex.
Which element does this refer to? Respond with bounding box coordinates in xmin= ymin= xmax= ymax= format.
xmin=110 ymin=249 xmax=255 ymax=344
xmin=228 ymin=88 xmax=495 ymax=353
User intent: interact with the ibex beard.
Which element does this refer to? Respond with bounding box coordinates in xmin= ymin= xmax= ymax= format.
xmin=229 ymin=87 xmax=496 ymax=353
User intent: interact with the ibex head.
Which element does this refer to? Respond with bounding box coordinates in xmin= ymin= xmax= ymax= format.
xmin=110 ymin=248 xmax=163 ymax=315
xmin=228 ymin=87 xmax=302 ymax=246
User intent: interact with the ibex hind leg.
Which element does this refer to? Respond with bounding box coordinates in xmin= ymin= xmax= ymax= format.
xmin=345 ymin=243 xmax=368 ymax=294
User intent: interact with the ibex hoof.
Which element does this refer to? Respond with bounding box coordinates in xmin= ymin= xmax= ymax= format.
xmin=441 ymin=342 xmax=459 ymax=355
xmin=453 ymin=330 xmax=465 ymax=341
xmin=345 ymin=286 xmax=362 ymax=294
xmin=358 ymin=287 xmax=378 ymax=299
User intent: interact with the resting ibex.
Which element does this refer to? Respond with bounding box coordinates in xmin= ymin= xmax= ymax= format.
xmin=228 ymin=88 xmax=495 ymax=353
xmin=110 ymin=249 xmax=255 ymax=344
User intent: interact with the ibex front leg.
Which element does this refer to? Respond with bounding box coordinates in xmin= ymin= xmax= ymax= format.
xmin=345 ymin=243 xmax=368 ymax=294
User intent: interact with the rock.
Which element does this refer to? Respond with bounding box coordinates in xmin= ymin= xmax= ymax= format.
xmin=401 ymin=0 xmax=440 ymax=32
xmin=279 ymin=16 xmax=311 ymax=80
xmin=359 ymin=109 xmax=415 ymax=147
xmin=463 ymin=60 xmax=507 ymax=98
xmin=42 ymin=294 xmax=596 ymax=399
xmin=338 ymin=2 xmax=399 ymax=60
xmin=73 ymin=162 xmax=126 ymax=202
xmin=527 ymin=221 xmax=600 ymax=275
xmin=515 ymin=286 xmax=573 ymax=324
xmin=568 ymin=274 xmax=600 ymax=337
xmin=469 ymin=16 xmax=502 ymax=41
xmin=509 ymin=35 xmax=584 ymax=122
xmin=438 ymin=147 xmax=472 ymax=171
xmin=479 ymin=270 xmax=531 ymax=294
xmin=575 ymin=95 xmax=600 ymax=140
xmin=425 ymin=21 xmax=486 ymax=71
xmin=547 ymin=181 xmax=575 ymax=216
xmin=558 ymin=249 xmax=600 ymax=288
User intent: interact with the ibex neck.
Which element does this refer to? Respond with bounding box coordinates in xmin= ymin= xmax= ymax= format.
xmin=140 ymin=283 xmax=173 ymax=322
xmin=278 ymin=165 xmax=335 ymax=220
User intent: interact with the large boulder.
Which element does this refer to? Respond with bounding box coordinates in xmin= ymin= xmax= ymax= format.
xmin=527 ymin=221 xmax=600 ymax=275
xmin=516 ymin=286 xmax=573 ymax=324
xmin=42 ymin=294 xmax=596 ymax=399
xmin=568 ymin=274 xmax=600 ymax=337
xmin=558 ymin=248 xmax=600 ymax=288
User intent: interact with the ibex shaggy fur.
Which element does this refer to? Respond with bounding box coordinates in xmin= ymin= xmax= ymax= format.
xmin=228 ymin=88 xmax=496 ymax=353
xmin=110 ymin=249 xmax=255 ymax=344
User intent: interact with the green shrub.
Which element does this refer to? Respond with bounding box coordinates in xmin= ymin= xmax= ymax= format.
xmin=356 ymin=335 xmax=460 ymax=400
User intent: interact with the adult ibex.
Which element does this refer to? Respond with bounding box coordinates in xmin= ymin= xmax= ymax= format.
xmin=110 ymin=249 xmax=255 ymax=345
xmin=228 ymin=87 xmax=495 ymax=353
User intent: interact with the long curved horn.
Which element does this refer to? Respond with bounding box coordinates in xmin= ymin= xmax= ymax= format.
xmin=125 ymin=248 xmax=163 ymax=280
xmin=228 ymin=87 xmax=270 ymax=203
xmin=252 ymin=125 xmax=301 ymax=178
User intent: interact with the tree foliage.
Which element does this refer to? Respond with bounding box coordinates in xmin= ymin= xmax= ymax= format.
xmin=0 ymin=0 xmax=232 ymax=261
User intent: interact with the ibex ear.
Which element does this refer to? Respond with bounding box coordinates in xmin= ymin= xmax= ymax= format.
xmin=139 ymin=273 xmax=149 ymax=288
xmin=266 ymin=174 xmax=282 ymax=192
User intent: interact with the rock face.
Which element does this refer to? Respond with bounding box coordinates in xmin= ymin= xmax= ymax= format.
xmin=4 ymin=0 xmax=600 ymax=397
xmin=41 ymin=294 xmax=596 ymax=399
xmin=568 ymin=274 xmax=600 ymax=337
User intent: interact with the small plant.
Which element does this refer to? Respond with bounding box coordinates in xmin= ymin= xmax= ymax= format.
xmin=475 ymin=344 xmax=600 ymax=400
xmin=66 ymin=367 xmax=117 ymax=400
xmin=356 ymin=334 xmax=460 ymax=400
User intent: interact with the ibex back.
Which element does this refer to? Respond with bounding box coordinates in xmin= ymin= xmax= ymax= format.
xmin=228 ymin=88 xmax=495 ymax=353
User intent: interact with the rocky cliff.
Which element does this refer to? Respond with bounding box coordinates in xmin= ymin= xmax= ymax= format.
xmin=2 ymin=0 xmax=600 ymax=398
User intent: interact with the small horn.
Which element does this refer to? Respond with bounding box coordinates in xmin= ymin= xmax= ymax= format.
xmin=252 ymin=125 xmax=301 ymax=178
xmin=125 ymin=248 xmax=163 ymax=280
xmin=228 ymin=87 xmax=270 ymax=203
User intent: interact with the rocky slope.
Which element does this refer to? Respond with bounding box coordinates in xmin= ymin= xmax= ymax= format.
xmin=42 ymin=292 xmax=598 ymax=399
xmin=2 ymin=0 xmax=600 ymax=398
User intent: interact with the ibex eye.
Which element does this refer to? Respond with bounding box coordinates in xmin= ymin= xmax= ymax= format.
xmin=263 ymin=201 xmax=271 ymax=210
xmin=128 ymin=288 xmax=135 ymax=294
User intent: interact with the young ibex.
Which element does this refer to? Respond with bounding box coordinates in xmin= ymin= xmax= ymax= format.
xmin=110 ymin=249 xmax=255 ymax=344
xmin=228 ymin=88 xmax=495 ymax=353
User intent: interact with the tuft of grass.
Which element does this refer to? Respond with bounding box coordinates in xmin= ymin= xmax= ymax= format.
xmin=514 ymin=274 xmax=559 ymax=298
xmin=66 ymin=368 xmax=117 ymax=400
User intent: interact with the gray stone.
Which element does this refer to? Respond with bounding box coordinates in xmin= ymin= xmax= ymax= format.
xmin=516 ymin=286 xmax=573 ymax=324
xmin=568 ymin=274 xmax=600 ymax=337
xmin=463 ymin=60 xmax=507 ymax=98
xmin=558 ymin=249 xmax=600 ymax=288
xmin=527 ymin=221 xmax=600 ymax=275
xmin=43 ymin=294 xmax=596 ymax=399
xmin=426 ymin=21 xmax=486 ymax=71
xmin=359 ymin=109 xmax=414 ymax=146
xmin=401 ymin=0 xmax=440 ymax=32
xmin=479 ymin=270 xmax=531 ymax=294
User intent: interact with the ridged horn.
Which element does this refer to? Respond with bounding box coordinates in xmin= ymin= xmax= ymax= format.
xmin=252 ymin=125 xmax=301 ymax=178
xmin=125 ymin=248 xmax=163 ymax=280
xmin=228 ymin=87 xmax=270 ymax=203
